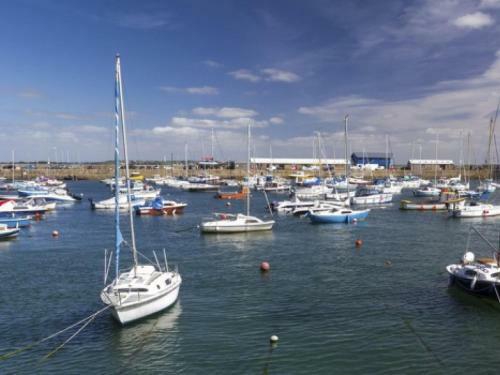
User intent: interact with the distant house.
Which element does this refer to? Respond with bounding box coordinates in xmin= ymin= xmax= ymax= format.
xmin=351 ymin=152 xmax=393 ymax=168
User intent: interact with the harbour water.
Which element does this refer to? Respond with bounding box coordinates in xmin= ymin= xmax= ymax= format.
xmin=1 ymin=181 xmax=500 ymax=374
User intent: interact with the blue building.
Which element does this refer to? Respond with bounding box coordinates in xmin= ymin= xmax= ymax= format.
xmin=351 ymin=152 xmax=393 ymax=168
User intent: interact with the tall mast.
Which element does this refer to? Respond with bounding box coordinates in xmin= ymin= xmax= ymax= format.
xmin=385 ymin=135 xmax=389 ymax=177
xmin=344 ymin=115 xmax=349 ymax=195
xmin=184 ymin=143 xmax=188 ymax=179
xmin=419 ymin=144 xmax=423 ymax=177
xmin=116 ymin=54 xmax=138 ymax=270
xmin=434 ymin=132 xmax=439 ymax=184
xmin=11 ymin=150 xmax=15 ymax=184
xmin=247 ymin=122 xmax=251 ymax=216
xmin=114 ymin=57 xmax=123 ymax=277
xmin=211 ymin=127 xmax=214 ymax=161
xmin=317 ymin=132 xmax=322 ymax=178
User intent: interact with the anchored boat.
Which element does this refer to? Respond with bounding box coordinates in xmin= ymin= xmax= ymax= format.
xmin=200 ymin=122 xmax=274 ymax=234
xmin=100 ymin=55 xmax=181 ymax=325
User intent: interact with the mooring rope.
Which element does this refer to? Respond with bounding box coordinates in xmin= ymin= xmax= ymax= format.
xmin=0 ymin=305 xmax=112 ymax=362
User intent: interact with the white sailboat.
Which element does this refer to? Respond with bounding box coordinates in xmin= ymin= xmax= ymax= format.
xmin=100 ymin=55 xmax=181 ymax=325
xmin=200 ymin=122 xmax=275 ymax=233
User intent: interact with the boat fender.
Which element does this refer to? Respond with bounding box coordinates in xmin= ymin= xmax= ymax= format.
xmin=463 ymin=252 xmax=475 ymax=264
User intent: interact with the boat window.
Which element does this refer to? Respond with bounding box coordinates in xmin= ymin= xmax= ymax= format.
xmin=166 ymin=278 xmax=172 ymax=285
xmin=117 ymin=288 xmax=148 ymax=292
xmin=464 ymin=270 xmax=477 ymax=277
xmin=490 ymin=272 xmax=500 ymax=278
xmin=156 ymin=284 xmax=161 ymax=289
xmin=341 ymin=211 xmax=351 ymax=214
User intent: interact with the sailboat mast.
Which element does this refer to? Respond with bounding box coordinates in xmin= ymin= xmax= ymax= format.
xmin=116 ymin=54 xmax=138 ymax=269
xmin=247 ymin=122 xmax=251 ymax=217
xmin=11 ymin=150 xmax=15 ymax=184
xmin=434 ymin=132 xmax=439 ymax=184
xmin=211 ymin=127 xmax=214 ymax=162
xmin=344 ymin=115 xmax=349 ymax=195
xmin=184 ymin=143 xmax=188 ymax=179
xmin=114 ymin=60 xmax=122 ymax=277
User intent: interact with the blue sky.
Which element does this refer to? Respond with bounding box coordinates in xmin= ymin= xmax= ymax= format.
xmin=2 ymin=0 xmax=500 ymax=163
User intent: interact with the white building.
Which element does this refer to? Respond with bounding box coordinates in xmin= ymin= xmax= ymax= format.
xmin=250 ymin=157 xmax=349 ymax=167
xmin=408 ymin=159 xmax=454 ymax=167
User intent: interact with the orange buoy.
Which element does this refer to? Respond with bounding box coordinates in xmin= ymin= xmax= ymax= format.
xmin=52 ymin=230 xmax=59 ymax=237
xmin=355 ymin=239 xmax=363 ymax=247
xmin=260 ymin=261 xmax=270 ymax=272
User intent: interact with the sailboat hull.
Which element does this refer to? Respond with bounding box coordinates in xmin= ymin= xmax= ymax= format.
xmin=109 ymin=283 xmax=181 ymax=325
xmin=200 ymin=221 xmax=274 ymax=233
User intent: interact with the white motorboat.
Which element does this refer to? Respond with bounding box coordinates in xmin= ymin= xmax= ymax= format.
xmin=0 ymin=223 xmax=20 ymax=239
xmin=292 ymin=184 xmax=331 ymax=200
xmin=91 ymin=194 xmax=145 ymax=210
xmin=22 ymin=189 xmax=77 ymax=202
xmin=0 ymin=197 xmax=56 ymax=214
xmin=270 ymin=197 xmax=316 ymax=213
xmin=351 ymin=189 xmax=392 ymax=205
xmin=413 ymin=186 xmax=441 ymax=197
xmin=291 ymin=200 xmax=347 ymax=217
xmin=101 ymin=55 xmax=181 ymax=325
xmin=451 ymin=202 xmax=500 ymax=218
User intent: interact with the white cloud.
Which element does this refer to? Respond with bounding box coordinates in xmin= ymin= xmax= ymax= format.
xmin=112 ymin=12 xmax=172 ymax=30
xmin=159 ymin=86 xmax=219 ymax=95
xmin=228 ymin=68 xmax=301 ymax=83
xmin=480 ymin=0 xmax=500 ymax=9
xmin=78 ymin=125 xmax=107 ymax=133
xmin=261 ymin=68 xmax=301 ymax=82
xmin=297 ymin=50 xmax=500 ymax=161
xmin=203 ymin=60 xmax=223 ymax=68
xmin=166 ymin=116 xmax=267 ymax=130
xmin=192 ymin=107 xmax=258 ymax=118
xmin=228 ymin=69 xmax=261 ymax=82
xmin=18 ymin=89 xmax=42 ymax=98
xmin=453 ymin=11 xmax=494 ymax=29
xmin=269 ymin=116 xmax=284 ymax=124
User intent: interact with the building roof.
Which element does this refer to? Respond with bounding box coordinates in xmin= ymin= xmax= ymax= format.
xmin=251 ymin=157 xmax=348 ymax=165
xmin=351 ymin=152 xmax=393 ymax=159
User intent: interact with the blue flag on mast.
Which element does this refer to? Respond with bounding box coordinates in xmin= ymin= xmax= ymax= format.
xmin=115 ymin=56 xmax=124 ymax=277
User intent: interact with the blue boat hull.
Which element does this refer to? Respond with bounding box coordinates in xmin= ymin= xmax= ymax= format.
xmin=0 ymin=217 xmax=31 ymax=228
xmin=308 ymin=210 xmax=369 ymax=224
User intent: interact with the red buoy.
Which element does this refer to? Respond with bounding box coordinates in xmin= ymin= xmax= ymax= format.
xmin=260 ymin=261 xmax=270 ymax=272
xmin=355 ymin=239 xmax=363 ymax=247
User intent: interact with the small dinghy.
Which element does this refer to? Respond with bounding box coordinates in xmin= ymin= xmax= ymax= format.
xmin=0 ymin=214 xmax=31 ymax=228
xmin=0 ymin=223 xmax=20 ymax=239
xmin=215 ymin=186 xmax=249 ymax=200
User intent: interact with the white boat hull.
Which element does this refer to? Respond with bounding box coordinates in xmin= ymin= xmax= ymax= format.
xmin=200 ymin=221 xmax=274 ymax=233
xmin=112 ymin=284 xmax=180 ymax=325
xmin=351 ymin=193 xmax=392 ymax=205
xmin=452 ymin=204 xmax=500 ymax=218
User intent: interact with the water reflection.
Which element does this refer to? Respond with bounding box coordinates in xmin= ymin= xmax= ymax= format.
xmin=201 ymin=231 xmax=275 ymax=251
